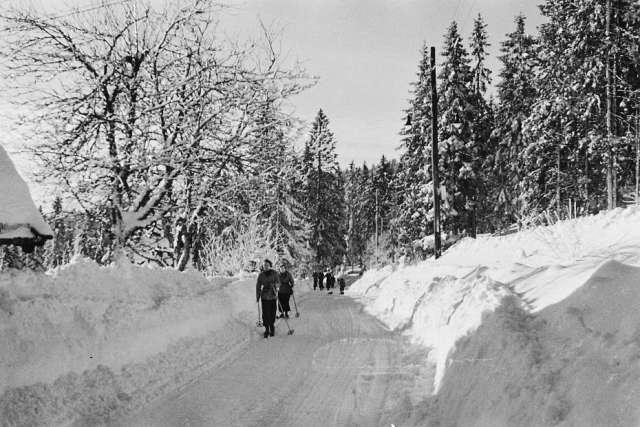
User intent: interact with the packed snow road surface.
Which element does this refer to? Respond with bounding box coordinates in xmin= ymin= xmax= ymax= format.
xmin=113 ymin=290 xmax=433 ymax=427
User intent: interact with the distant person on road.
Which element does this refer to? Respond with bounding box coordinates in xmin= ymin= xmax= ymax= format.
xmin=318 ymin=270 xmax=325 ymax=290
xmin=313 ymin=270 xmax=320 ymax=291
xmin=278 ymin=262 xmax=295 ymax=318
xmin=337 ymin=266 xmax=347 ymax=294
xmin=325 ymin=269 xmax=335 ymax=294
xmin=256 ymin=259 xmax=280 ymax=338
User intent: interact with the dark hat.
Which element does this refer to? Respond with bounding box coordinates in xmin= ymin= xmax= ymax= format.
xmin=264 ymin=259 xmax=273 ymax=267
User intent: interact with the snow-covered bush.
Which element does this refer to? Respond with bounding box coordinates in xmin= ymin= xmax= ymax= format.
xmin=200 ymin=216 xmax=279 ymax=276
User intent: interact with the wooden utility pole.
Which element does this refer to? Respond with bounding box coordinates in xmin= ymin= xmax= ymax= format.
xmin=430 ymin=46 xmax=442 ymax=258
xmin=635 ymin=107 xmax=640 ymax=205
xmin=375 ymin=188 xmax=379 ymax=263
xmin=606 ymin=0 xmax=615 ymax=209
xmin=557 ymin=118 xmax=562 ymax=212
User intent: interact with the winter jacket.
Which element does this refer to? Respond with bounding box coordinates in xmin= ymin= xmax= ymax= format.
xmin=256 ymin=269 xmax=280 ymax=301
xmin=325 ymin=273 xmax=335 ymax=288
xmin=278 ymin=271 xmax=295 ymax=294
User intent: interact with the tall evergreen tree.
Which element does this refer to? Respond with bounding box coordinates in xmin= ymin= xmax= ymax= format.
xmin=303 ymin=109 xmax=346 ymax=266
xmin=492 ymin=14 xmax=538 ymax=226
xmin=390 ymin=44 xmax=435 ymax=255
xmin=437 ymin=21 xmax=478 ymax=235
xmin=372 ymin=155 xmax=394 ymax=233
xmin=468 ymin=14 xmax=494 ymax=235
xmin=344 ymin=161 xmax=373 ymax=266
xmin=248 ymin=102 xmax=310 ymax=262
xmin=470 ymin=14 xmax=492 ymax=96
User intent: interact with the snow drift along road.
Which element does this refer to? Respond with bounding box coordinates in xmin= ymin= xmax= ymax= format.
xmin=0 ymin=259 xmax=257 ymax=426
xmin=348 ymin=206 xmax=640 ymax=398
xmin=430 ymin=260 xmax=640 ymax=426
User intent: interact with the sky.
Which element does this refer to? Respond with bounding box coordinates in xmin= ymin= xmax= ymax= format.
xmin=0 ymin=0 xmax=545 ymax=203
xmin=219 ymin=0 xmax=545 ymax=166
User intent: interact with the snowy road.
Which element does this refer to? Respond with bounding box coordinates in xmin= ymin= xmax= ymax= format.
xmin=113 ymin=289 xmax=433 ymax=427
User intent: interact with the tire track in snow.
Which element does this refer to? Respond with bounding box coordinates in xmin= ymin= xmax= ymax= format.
xmin=113 ymin=289 xmax=433 ymax=427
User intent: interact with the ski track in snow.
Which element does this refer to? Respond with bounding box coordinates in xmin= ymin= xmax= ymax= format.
xmin=111 ymin=290 xmax=433 ymax=427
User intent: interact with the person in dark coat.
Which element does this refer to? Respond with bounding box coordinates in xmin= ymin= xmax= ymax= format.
xmin=325 ymin=269 xmax=335 ymax=294
xmin=338 ymin=276 xmax=346 ymax=294
xmin=278 ymin=263 xmax=295 ymax=318
xmin=312 ymin=271 xmax=319 ymax=291
xmin=256 ymin=259 xmax=280 ymax=338
xmin=318 ymin=270 xmax=325 ymax=290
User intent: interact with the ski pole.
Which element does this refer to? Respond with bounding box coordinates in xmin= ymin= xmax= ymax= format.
xmin=292 ymin=292 xmax=300 ymax=318
xmin=257 ymin=301 xmax=262 ymax=327
xmin=275 ymin=294 xmax=294 ymax=335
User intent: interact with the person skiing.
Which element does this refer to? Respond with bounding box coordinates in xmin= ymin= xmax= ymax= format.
xmin=278 ymin=262 xmax=295 ymax=318
xmin=256 ymin=259 xmax=279 ymax=338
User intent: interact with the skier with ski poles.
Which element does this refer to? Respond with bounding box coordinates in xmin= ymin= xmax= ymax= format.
xmin=256 ymin=259 xmax=279 ymax=338
xmin=277 ymin=261 xmax=295 ymax=318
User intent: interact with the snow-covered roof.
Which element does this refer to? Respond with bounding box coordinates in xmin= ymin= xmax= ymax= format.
xmin=0 ymin=143 xmax=53 ymax=248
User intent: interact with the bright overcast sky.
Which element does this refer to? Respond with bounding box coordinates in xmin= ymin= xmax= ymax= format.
xmin=220 ymin=0 xmax=544 ymax=166
xmin=1 ymin=0 xmax=545 ymax=203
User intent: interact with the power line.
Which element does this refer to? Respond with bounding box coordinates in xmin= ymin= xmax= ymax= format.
xmin=45 ymin=0 xmax=130 ymax=21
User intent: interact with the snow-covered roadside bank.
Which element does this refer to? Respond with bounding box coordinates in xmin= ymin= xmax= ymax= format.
xmin=347 ymin=207 xmax=640 ymax=396
xmin=428 ymin=260 xmax=640 ymax=426
xmin=0 ymin=259 xmax=258 ymax=426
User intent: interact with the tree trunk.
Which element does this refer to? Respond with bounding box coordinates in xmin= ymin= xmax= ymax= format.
xmin=636 ymin=114 xmax=639 ymax=205
xmin=556 ymin=144 xmax=561 ymax=212
xmin=606 ymin=0 xmax=615 ymax=210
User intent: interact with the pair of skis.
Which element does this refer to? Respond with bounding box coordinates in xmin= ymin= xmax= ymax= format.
xmin=256 ymin=292 xmax=299 ymax=335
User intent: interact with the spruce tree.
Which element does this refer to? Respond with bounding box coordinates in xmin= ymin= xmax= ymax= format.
xmin=303 ymin=109 xmax=346 ymax=266
xmin=344 ymin=162 xmax=370 ymax=266
xmin=373 ymin=156 xmax=394 ymax=230
xmin=468 ymin=14 xmax=494 ymax=235
xmin=470 ymin=14 xmax=492 ymax=96
xmin=492 ymin=14 xmax=538 ymax=226
xmin=437 ymin=21 xmax=477 ymax=235
xmin=391 ymin=44 xmax=434 ymax=256
xmin=244 ymin=102 xmax=310 ymax=264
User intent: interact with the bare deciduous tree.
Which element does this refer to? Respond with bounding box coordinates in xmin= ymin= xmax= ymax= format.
xmin=1 ymin=0 xmax=312 ymax=269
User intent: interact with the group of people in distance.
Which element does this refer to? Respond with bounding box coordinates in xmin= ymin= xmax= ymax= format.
xmin=255 ymin=259 xmax=295 ymax=339
xmin=312 ymin=269 xmax=346 ymax=295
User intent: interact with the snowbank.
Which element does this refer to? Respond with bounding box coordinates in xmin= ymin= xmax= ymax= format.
xmin=0 ymin=258 xmax=258 ymax=425
xmin=0 ymin=143 xmax=52 ymax=240
xmin=348 ymin=206 xmax=640 ymax=393
xmin=428 ymin=261 xmax=640 ymax=426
